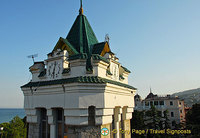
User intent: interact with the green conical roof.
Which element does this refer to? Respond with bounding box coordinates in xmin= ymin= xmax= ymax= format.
xmin=53 ymin=6 xmax=111 ymax=71
xmin=66 ymin=14 xmax=98 ymax=54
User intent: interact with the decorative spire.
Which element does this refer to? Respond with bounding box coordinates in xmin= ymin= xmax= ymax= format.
xmin=150 ymin=87 xmax=152 ymax=93
xmin=79 ymin=0 xmax=83 ymax=15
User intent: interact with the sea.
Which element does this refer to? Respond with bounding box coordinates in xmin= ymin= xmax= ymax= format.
xmin=0 ymin=108 xmax=25 ymax=124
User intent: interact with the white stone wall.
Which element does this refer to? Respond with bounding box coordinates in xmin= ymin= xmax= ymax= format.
xmin=23 ymin=48 xmax=135 ymax=138
xmin=23 ymin=82 xmax=135 ymax=126
xmin=29 ymin=49 xmax=131 ymax=86
xmin=28 ymin=123 xmax=40 ymax=138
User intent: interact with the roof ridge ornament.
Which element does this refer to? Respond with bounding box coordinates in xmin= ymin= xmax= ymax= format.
xmin=79 ymin=0 xmax=83 ymax=15
xmin=150 ymin=87 xmax=152 ymax=93
xmin=105 ymin=34 xmax=110 ymax=44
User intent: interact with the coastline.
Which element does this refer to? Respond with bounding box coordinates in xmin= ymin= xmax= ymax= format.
xmin=0 ymin=108 xmax=25 ymax=124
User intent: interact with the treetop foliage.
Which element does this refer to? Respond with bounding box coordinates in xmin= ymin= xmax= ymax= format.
xmin=0 ymin=116 xmax=27 ymax=138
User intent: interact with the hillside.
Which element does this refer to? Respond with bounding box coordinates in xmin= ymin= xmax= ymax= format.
xmin=172 ymin=88 xmax=200 ymax=107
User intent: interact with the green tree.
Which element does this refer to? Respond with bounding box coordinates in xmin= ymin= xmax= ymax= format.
xmin=145 ymin=105 xmax=161 ymax=130
xmin=0 ymin=116 xmax=27 ymax=138
xmin=163 ymin=110 xmax=170 ymax=129
xmin=186 ymin=103 xmax=200 ymax=137
xmin=131 ymin=110 xmax=146 ymax=129
xmin=10 ymin=116 xmax=27 ymax=138
xmin=157 ymin=110 xmax=163 ymax=130
xmin=0 ymin=122 xmax=12 ymax=137
xmin=131 ymin=110 xmax=146 ymax=138
xmin=144 ymin=106 xmax=163 ymax=138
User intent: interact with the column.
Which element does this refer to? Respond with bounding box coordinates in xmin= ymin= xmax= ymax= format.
xmin=47 ymin=109 xmax=56 ymax=138
xmin=122 ymin=107 xmax=132 ymax=138
xmin=26 ymin=109 xmax=40 ymax=138
xmin=114 ymin=107 xmax=121 ymax=138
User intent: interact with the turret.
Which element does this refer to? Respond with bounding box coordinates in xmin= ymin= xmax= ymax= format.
xmin=29 ymin=62 xmax=45 ymax=82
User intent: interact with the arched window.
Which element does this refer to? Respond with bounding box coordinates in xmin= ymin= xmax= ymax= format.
xmin=88 ymin=106 xmax=96 ymax=126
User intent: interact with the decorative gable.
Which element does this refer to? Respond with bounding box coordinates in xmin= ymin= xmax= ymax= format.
xmin=53 ymin=37 xmax=78 ymax=56
xmin=92 ymin=42 xmax=111 ymax=56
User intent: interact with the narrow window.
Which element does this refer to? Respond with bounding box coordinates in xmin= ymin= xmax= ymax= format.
xmin=154 ymin=101 xmax=158 ymax=106
xmin=121 ymin=114 xmax=123 ymax=129
xmin=112 ymin=115 xmax=115 ymax=130
xmin=40 ymin=108 xmax=50 ymax=138
xmin=172 ymin=121 xmax=176 ymax=126
xmin=171 ymin=112 xmax=174 ymax=117
xmin=88 ymin=106 xmax=96 ymax=126
xmin=56 ymin=109 xmax=64 ymax=138
xmin=170 ymin=101 xmax=173 ymax=106
xmin=150 ymin=101 xmax=153 ymax=106
xmin=180 ymin=110 xmax=182 ymax=113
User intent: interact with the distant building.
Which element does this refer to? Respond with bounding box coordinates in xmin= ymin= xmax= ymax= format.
xmin=134 ymin=91 xmax=185 ymax=127
xmin=184 ymin=106 xmax=191 ymax=114
xmin=21 ymin=2 xmax=136 ymax=138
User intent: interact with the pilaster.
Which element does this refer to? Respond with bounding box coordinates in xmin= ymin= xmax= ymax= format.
xmin=47 ymin=109 xmax=56 ymax=138
xmin=114 ymin=107 xmax=122 ymax=138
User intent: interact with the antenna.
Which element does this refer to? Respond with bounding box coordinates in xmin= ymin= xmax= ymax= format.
xmin=27 ymin=54 xmax=38 ymax=63
xmin=105 ymin=34 xmax=110 ymax=44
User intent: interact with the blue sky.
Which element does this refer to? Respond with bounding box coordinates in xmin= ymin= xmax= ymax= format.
xmin=0 ymin=0 xmax=200 ymax=108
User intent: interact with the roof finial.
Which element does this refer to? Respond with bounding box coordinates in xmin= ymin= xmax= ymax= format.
xmin=150 ymin=87 xmax=152 ymax=93
xmin=79 ymin=0 xmax=83 ymax=15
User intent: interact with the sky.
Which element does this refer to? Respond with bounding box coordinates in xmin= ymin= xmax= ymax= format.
xmin=0 ymin=0 xmax=200 ymax=108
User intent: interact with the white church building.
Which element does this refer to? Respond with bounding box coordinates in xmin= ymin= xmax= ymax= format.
xmin=21 ymin=2 xmax=136 ymax=138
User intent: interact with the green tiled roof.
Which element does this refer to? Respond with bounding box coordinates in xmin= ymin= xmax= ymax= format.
xmin=68 ymin=53 xmax=88 ymax=60
xmin=62 ymin=68 xmax=71 ymax=74
xmin=92 ymin=42 xmax=106 ymax=55
xmin=21 ymin=76 xmax=136 ymax=90
xmin=92 ymin=54 xmax=109 ymax=63
xmin=51 ymin=8 xmax=125 ymax=73
xmin=106 ymin=70 xmax=112 ymax=76
xmin=65 ymin=13 xmax=102 ymax=71
xmin=38 ymin=69 xmax=46 ymax=77
xmin=121 ymin=66 xmax=131 ymax=73
xmin=66 ymin=14 xmax=98 ymax=54
xmin=86 ymin=67 xmax=93 ymax=72
xmin=53 ymin=37 xmax=79 ymax=55
xmin=61 ymin=38 xmax=79 ymax=54
xmin=67 ymin=54 xmax=109 ymax=64
xmin=51 ymin=8 xmax=115 ymax=72
xmin=119 ymin=74 xmax=125 ymax=80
